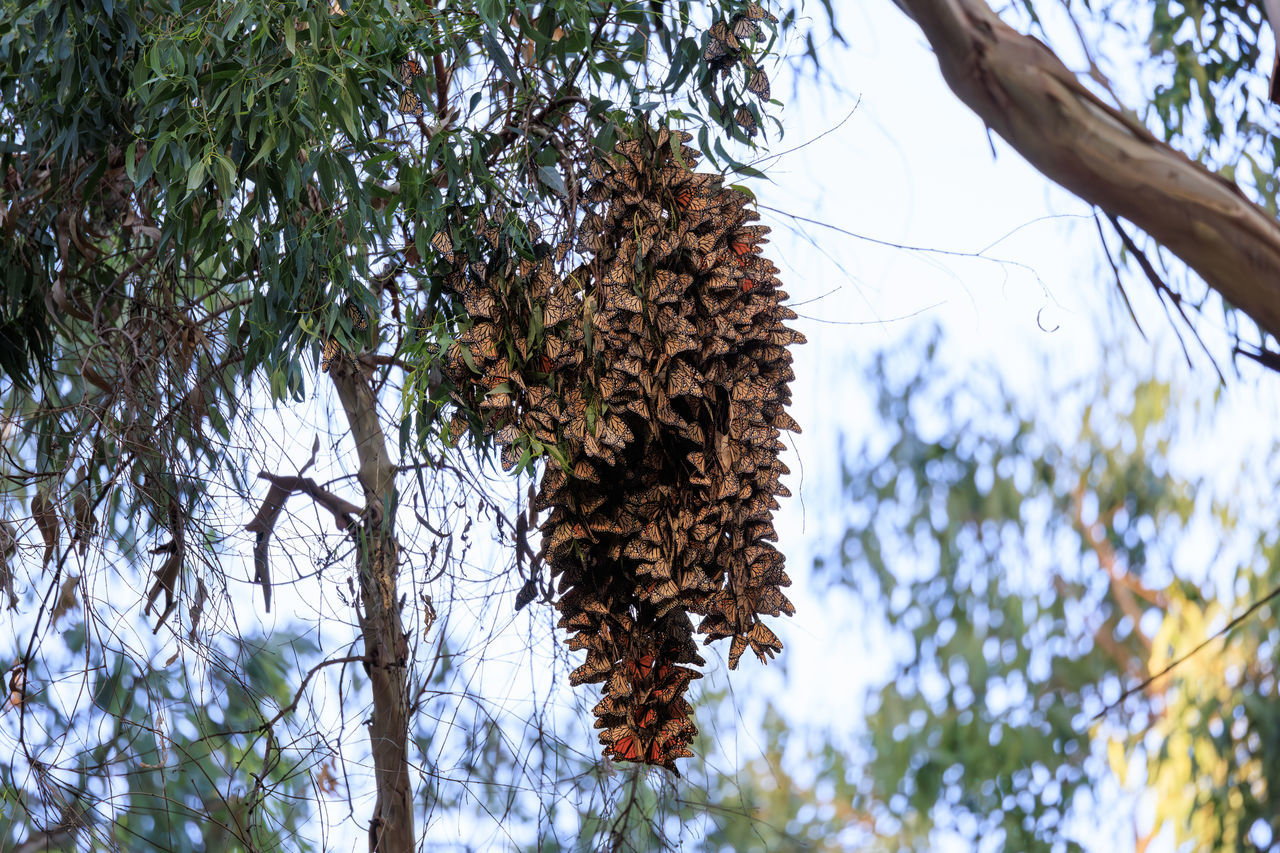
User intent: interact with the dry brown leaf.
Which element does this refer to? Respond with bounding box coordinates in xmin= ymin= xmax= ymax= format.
xmin=51 ymin=573 xmax=80 ymax=626
xmin=31 ymin=488 xmax=58 ymax=569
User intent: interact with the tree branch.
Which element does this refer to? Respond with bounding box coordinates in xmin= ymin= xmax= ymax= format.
xmin=893 ymin=0 xmax=1280 ymax=341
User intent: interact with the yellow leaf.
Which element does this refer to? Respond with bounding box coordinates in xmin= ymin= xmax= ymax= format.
xmin=1107 ymin=737 xmax=1127 ymax=787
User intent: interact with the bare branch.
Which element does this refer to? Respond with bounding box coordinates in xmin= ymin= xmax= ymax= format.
xmin=245 ymin=436 xmax=356 ymax=612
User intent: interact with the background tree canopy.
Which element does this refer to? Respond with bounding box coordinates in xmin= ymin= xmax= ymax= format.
xmin=4 ymin=0 xmax=1280 ymax=850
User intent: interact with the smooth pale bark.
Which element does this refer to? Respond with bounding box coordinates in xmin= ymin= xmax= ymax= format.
xmin=331 ymin=362 xmax=414 ymax=853
xmin=894 ymin=0 xmax=1280 ymax=342
xmin=1265 ymin=0 xmax=1280 ymax=101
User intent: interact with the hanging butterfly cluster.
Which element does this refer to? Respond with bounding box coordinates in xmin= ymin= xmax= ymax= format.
xmin=703 ymin=1 xmax=777 ymax=137
xmin=433 ymin=220 xmax=581 ymax=464
xmin=320 ymin=300 xmax=369 ymax=373
xmin=435 ymin=124 xmax=802 ymax=771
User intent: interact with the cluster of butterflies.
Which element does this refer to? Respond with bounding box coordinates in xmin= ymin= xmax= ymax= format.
xmin=429 ymin=213 xmax=586 ymax=475
xmin=703 ymin=2 xmax=778 ymax=137
xmin=425 ymin=127 xmax=803 ymax=766
xmin=320 ymin=299 xmax=369 ymax=373
xmin=431 ymin=123 xmax=801 ymax=769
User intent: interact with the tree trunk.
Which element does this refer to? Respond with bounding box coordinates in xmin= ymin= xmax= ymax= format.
xmin=330 ymin=362 xmax=414 ymax=852
xmin=893 ymin=0 xmax=1280 ymax=342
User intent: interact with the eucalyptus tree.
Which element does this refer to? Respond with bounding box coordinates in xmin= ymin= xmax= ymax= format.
xmin=0 ymin=1 xmax=791 ymax=849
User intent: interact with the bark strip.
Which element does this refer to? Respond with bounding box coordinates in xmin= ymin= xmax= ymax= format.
xmin=894 ymin=0 xmax=1280 ymax=342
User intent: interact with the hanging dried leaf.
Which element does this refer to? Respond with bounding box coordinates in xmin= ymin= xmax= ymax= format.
xmin=31 ymin=488 xmax=58 ymax=570
xmin=0 ymin=520 xmax=16 ymax=610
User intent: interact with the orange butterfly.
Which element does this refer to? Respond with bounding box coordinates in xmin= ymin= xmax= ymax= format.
xmin=746 ymin=69 xmax=771 ymax=100
xmin=398 ymin=58 xmax=425 ymax=84
xmin=613 ymin=733 xmax=641 ymax=761
xmin=399 ymin=89 xmax=425 ymax=117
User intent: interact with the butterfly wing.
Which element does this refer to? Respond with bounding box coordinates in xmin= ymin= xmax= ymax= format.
xmin=746 ymin=69 xmax=771 ymax=100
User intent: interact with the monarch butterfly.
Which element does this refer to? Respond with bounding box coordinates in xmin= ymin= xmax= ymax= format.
xmin=683 ymin=231 xmax=719 ymax=257
xmin=734 ymin=107 xmax=759 ymax=137
xmin=612 ymin=165 xmax=642 ymax=193
xmin=500 ymin=443 xmax=520 ymax=471
xmin=494 ymin=423 xmax=520 ymax=446
xmin=603 ymin=288 xmax=643 ymax=319
xmin=591 ymin=512 xmax=635 ymax=537
xmin=772 ymin=411 xmax=800 ymax=434
xmin=676 ymin=182 xmax=715 ymax=214
xmin=587 ymin=159 xmax=611 ymax=183
xmin=652 ymin=667 xmax=697 ymax=704
xmin=703 ymin=20 xmax=741 ymax=68
xmin=768 ymin=327 xmax=806 ymax=347
xmin=642 ymin=579 xmax=681 ymax=603
xmin=431 ymin=230 xmax=454 ymax=259
xmin=646 ymin=269 xmax=680 ymax=303
xmin=595 ymin=414 xmax=632 ymax=447
xmin=629 ymin=653 xmax=656 ymax=680
xmin=654 ymin=391 xmax=686 ymax=429
xmin=663 ymin=333 xmax=696 ymax=359
xmin=732 ymin=16 xmax=763 ymax=40
xmin=562 ymin=386 xmax=587 ymax=418
xmin=543 ymin=290 xmax=578 ymax=327
xmin=616 ymin=144 xmax=647 ymax=176
xmin=745 ymin=68 xmax=771 ymax=99
xmin=575 ymin=595 xmax=610 ymax=617
xmin=729 ymin=236 xmax=756 ymax=261
xmin=612 ymin=733 xmax=641 ymax=761
xmin=647 ymin=233 xmax=679 ymax=264
xmin=753 ymin=586 xmax=796 ymax=618
xmin=745 ymin=620 xmax=782 ymax=658
xmin=582 ymin=431 xmax=611 ymax=463
xmin=320 ymin=336 xmax=342 ymax=372
xmin=398 ymin=88 xmax=425 ymax=117
xmin=613 ymin=356 xmax=644 ymax=378
xmin=615 ymin=138 xmax=643 ymax=158
xmin=398 ymin=58 xmax=425 ymax=85
xmin=569 ymin=654 xmax=613 ymax=686
xmin=745 ymin=1 xmax=778 ymax=23
xmin=601 ymin=262 xmax=633 ymax=288
xmin=527 ymin=263 xmax=555 ymax=301
xmin=463 ymin=288 xmax=498 ymax=319
xmin=344 ymin=300 xmax=368 ymax=330
xmin=637 ymin=706 xmax=658 ymax=728
xmin=666 ymin=361 xmax=703 ymax=399
xmin=461 ymin=322 xmax=500 ymax=360
xmin=603 ymin=668 xmax=633 ymax=701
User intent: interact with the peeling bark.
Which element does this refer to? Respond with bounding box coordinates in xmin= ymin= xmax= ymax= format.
xmin=894 ymin=0 xmax=1280 ymax=342
xmin=330 ymin=360 xmax=414 ymax=852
